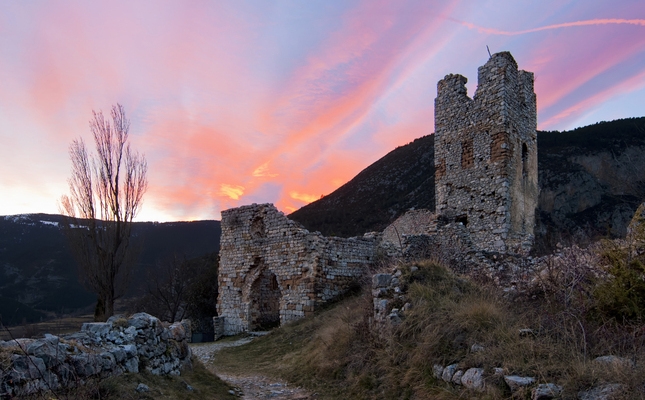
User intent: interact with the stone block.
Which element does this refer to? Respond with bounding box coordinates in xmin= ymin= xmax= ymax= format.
xmin=373 ymin=273 xmax=392 ymax=288
xmin=461 ymin=368 xmax=485 ymax=391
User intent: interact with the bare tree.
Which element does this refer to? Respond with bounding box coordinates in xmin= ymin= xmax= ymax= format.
xmin=60 ymin=104 xmax=147 ymax=322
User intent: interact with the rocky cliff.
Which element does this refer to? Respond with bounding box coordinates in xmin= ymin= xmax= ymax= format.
xmin=536 ymin=118 xmax=645 ymax=251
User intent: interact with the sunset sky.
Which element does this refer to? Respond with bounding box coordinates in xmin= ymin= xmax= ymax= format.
xmin=1 ymin=1 xmax=644 ymax=222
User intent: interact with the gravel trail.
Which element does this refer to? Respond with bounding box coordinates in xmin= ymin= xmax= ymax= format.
xmin=190 ymin=337 xmax=316 ymax=400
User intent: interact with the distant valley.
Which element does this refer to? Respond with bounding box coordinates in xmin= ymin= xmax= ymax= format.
xmin=0 ymin=214 xmax=220 ymax=325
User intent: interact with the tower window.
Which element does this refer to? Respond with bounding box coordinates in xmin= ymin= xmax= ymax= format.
xmin=461 ymin=138 xmax=474 ymax=168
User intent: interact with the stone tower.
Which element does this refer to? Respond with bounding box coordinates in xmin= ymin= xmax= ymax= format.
xmin=434 ymin=52 xmax=538 ymax=253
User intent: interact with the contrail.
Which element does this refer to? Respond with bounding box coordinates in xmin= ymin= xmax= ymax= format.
xmin=454 ymin=18 xmax=645 ymax=36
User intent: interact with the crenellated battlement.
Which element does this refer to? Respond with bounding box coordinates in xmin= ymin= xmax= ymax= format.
xmin=434 ymin=51 xmax=538 ymax=253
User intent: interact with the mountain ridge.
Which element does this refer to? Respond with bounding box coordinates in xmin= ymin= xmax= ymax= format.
xmin=289 ymin=117 xmax=645 ymax=253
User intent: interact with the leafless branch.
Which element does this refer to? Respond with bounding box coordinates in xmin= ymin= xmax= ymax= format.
xmin=60 ymin=104 xmax=147 ymax=321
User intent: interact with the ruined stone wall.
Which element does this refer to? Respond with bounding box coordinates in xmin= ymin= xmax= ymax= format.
xmin=0 ymin=313 xmax=191 ymax=398
xmin=318 ymin=237 xmax=377 ymax=303
xmin=434 ymin=52 xmax=538 ymax=253
xmin=217 ymin=52 xmax=541 ymax=336
xmin=217 ymin=204 xmax=376 ymax=335
xmin=381 ymin=209 xmax=437 ymax=249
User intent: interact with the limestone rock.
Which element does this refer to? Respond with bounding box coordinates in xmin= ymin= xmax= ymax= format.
xmin=10 ymin=354 xmax=47 ymax=381
xmin=373 ymin=274 xmax=392 ymax=288
xmin=168 ymin=322 xmax=186 ymax=341
xmin=136 ymin=383 xmax=150 ymax=393
xmin=442 ymin=364 xmax=458 ymax=382
xmin=470 ymin=343 xmax=485 ymax=353
xmin=451 ymin=370 xmax=464 ymax=385
xmin=388 ymin=309 xmax=402 ymax=325
xmin=504 ymin=375 xmax=535 ymax=392
xmin=82 ymin=322 xmax=112 ymax=337
xmin=25 ymin=336 xmax=65 ymax=368
xmin=592 ymin=355 xmax=634 ymax=369
xmin=180 ymin=319 xmax=193 ymax=342
xmin=461 ymin=367 xmax=485 ymax=391
xmin=432 ymin=364 xmax=444 ymax=379
xmin=532 ymin=383 xmax=563 ymax=400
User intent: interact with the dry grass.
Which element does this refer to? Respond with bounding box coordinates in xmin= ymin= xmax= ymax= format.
xmin=0 ymin=315 xmax=95 ymax=341
xmin=211 ymin=295 xmax=372 ymax=399
xmin=212 ymin=259 xmax=645 ymax=399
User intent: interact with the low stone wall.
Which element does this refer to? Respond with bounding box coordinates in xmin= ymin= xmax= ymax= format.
xmin=0 ymin=313 xmax=192 ymax=398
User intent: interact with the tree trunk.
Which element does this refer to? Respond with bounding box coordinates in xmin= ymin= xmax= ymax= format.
xmin=94 ymin=297 xmax=106 ymax=322
xmin=105 ymin=288 xmax=115 ymax=321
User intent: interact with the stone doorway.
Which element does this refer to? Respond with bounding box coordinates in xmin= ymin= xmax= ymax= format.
xmin=248 ymin=269 xmax=281 ymax=330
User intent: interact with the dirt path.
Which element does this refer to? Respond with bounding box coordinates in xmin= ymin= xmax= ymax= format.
xmin=190 ymin=337 xmax=316 ymax=400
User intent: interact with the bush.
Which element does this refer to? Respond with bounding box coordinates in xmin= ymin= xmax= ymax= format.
xmin=594 ymin=249 xmax=645 ymax=322
xmin=593 ymin=204 xmax=645 ymax=322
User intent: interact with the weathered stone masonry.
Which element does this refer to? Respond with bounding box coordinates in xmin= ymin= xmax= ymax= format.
xmin=216 ymin=204 xmax=376 ymax=335
xmin=0 ymin=313 xmax=191 ymax=398
xmin=435 ymin=52 xmax=538 ymax=253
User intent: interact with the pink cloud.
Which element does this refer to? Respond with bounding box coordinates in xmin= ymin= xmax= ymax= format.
xmin=455 ymin=18 xmax=645 ymax=35
xmin=2 ymin=1 xmax=644 ymax=221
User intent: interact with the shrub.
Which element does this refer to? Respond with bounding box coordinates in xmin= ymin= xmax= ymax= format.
xmin=594 ymin=245 xmax=645 ymax=321
xmin=593 ymin=204 xmax=645 ymax=322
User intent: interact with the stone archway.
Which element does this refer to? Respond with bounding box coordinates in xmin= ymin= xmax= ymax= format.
xmin=248 ymin=269 xmax=281 ymax=330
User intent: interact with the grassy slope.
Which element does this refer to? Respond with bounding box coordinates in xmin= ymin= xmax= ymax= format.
xmin=211 ymin=260 xmax=645 ymax=399
xmin=210 ymin=295 xmax=372 ymax=399
xmin=94 ymin=358 xmax=236 ymax=400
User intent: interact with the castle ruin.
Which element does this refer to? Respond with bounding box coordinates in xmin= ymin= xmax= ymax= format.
xmin=434 ymin=51 xmax=538 ymax=253
xmin=216 ymin=204 xmax=376 ymax=335
xmin=216 ymin=52 xmax=538 ymax=334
